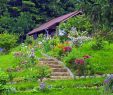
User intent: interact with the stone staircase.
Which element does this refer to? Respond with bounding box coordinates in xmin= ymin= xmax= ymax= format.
xmin=39 ymin=58 xmax=74 ymax=80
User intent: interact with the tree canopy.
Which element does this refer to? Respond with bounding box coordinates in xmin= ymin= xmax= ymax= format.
xmin=0 ymin=0 xmax=77 ymax=34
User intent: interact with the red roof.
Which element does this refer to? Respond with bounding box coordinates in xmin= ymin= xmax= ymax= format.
xmin=28 ymin=11 xmax=82 ymax=35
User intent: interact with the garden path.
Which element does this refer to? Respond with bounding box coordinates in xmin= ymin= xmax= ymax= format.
xmin=39 ymin=58 xmax=74 ymax=80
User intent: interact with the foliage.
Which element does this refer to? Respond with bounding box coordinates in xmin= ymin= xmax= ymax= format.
xmin=35 ymin=64 xmax=51 ymax=82
xmin=0 ymin=0 xmax=8 ymax=16
xmin=94 ymin=30 xmax=113 ymax=44
xmin=0 ymin=14 xmax=15 ymax=33
xmin=14 ymin=43 xmax=38 ymax=66
xmin=0 ymin=69 xmax=9 ymax=94
xmin=72 ymin=36 xmax=92 ymax=47
xmin=0 ymin=12 xmax=35 ymax=34
xmin=47 ymin=40 xmax=72 ymax=59
xmin=14 ymin=12 xmax=35 ymax=34
xmin=79 ymin=0 xmax=113 ymax=29
xmin=41 ymin=36 xmax=61 ymax=53
xmin=59 ymin=15 xmax=93 ymax=34
xmin=25 ymin=36 xmax=34 ymax=45
xmin=0 ymin=33 xmax=18 ymax=51
xmin=64 ymin=48 xmax=93 ymax=76
xmin=105 ymin=31 xmax=113 ymax=44
xmin=75 ymin=55 xmax=93 ymax=76
xmin=91 ymin=37 xmax=105 ymax=50
xmin=63 ymin=41 xmax=113 ymax=74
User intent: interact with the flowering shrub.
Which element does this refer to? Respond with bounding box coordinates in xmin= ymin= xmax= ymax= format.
xmin=63 ymin=46 xmax=72 ymax=52
xmin=75 ymin=59 xmax=84 ymax=65
xmin=75 ymin=58 xmax=85 ymax=76
xmin=72 ymin=36 xmax=92 ymax=47
xmin=74 ymin=55 xmax=92 ymax=76
xmin=48 ymin=41 xmax=72 ymax=59
xmin=104 ymin=75 xmax=113 ymax=94
xmin=14 ymin=43 xmax=37 ymax=67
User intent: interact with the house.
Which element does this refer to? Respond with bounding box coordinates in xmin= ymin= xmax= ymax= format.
xmin=28 ymin=11 xmax=82 ymax=39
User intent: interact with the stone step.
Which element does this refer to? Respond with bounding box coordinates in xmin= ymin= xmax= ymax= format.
xmin=52 ymin=72 xmax=70 ymax=76
xmin=50 ymin=76 xmax=72 ymax=80
xmin=39 ymin=58 xmax=72 ymax=80
xmin=39 ymin=61 xmax=59 ymax=65
xmin=39 ymin=58 xmax=55 ymax=61
xmin=52 ymin=68 xmax=68 ymax=72
xmin=47 ymin=64 xmax=63 ymax=68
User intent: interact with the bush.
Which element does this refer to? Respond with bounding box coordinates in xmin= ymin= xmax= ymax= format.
xmin=36 ymin=64 xmax=51 ymax=82
xmin=0 ymin=69 xmax=9 ymax=94
xmin=92 ymin=38 xmax=105 ymax=50
xmin=59 ymin=15 xmax=93 ymax=34
xmin=92 ymin=35 xmax=105 ymax=50
xmin=0 ymin=33 xmax=18 ymax=51
xmin=24 ymin=36 xmax=34 ymax=45
xmin=14 ymin=43 xmax=38 ymax=66
xmin=63 ymin=48 xmax=94 ymax=76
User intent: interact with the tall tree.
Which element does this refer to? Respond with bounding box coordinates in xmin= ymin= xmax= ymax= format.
xmin=0 ymin=0 xmax=8 ymax=16
xmin=79 ymin=0 xmax=113 ymax=28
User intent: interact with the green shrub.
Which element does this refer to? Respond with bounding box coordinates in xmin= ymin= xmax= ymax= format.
xmin=48 ymin=47 xmax=63 ymax=59
xmin=0 ymin=33 xmax=18 ymax=51
xmin=0 ymin=69 xmax=9 ymax=94
xmin=92 ymin=38 xmax=105 ymax=50
xmin=35 ymin=64 xmax=51 ymax=82
xmin=25 ymin=36 xmax=34 ymax=45
xmin=59 ymin=15 xmax=93 ymax=34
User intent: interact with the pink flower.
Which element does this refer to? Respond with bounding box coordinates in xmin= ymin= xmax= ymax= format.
xmin=83 ymin=55 xmax=91 ymax=59
xmin=75 ymin=59 xmax=84 ymax=65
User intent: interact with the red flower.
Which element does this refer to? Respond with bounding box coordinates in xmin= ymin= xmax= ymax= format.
xmin=63 ymin=46 xmax=72 ymax=52
xmin=75 ymin=59 xmax=84 ymax=65
xmin=83 ymin=55 xmax=91 ymax=59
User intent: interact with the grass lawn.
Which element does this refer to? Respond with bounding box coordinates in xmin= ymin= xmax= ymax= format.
xmin=9 ymin=88 xmax=101 ymax=95
xmin=0 ymin=53 xmax=17 ymax=70
xmin=63 ymin=41 xmax=113 ymax=74
xmin=6 ymin=77 xmax=104 ymax=95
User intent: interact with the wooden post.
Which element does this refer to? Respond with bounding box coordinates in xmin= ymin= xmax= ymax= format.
xmin=45 ymin=29 xmax=49 ymax=39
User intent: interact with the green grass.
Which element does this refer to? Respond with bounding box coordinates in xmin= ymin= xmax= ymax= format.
xmin=63 ymin=41 xmax=113 ymax=74
xmin=79 ymin=42 xmax=113 ymax=74
xmin=7 ymin=78 xmax=105 ymax=95
xmin=9 ymin=88 xmax=101 ymax=95
xmin=0 ymin=53 xmax=17 ymax=70
xmin=47 ymin=78 xmax=104 ymax=88
xmin=7 ymin=77 xmax=104 ymax=91
xmin=0 ymin=42 xmax=110 ymax=95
